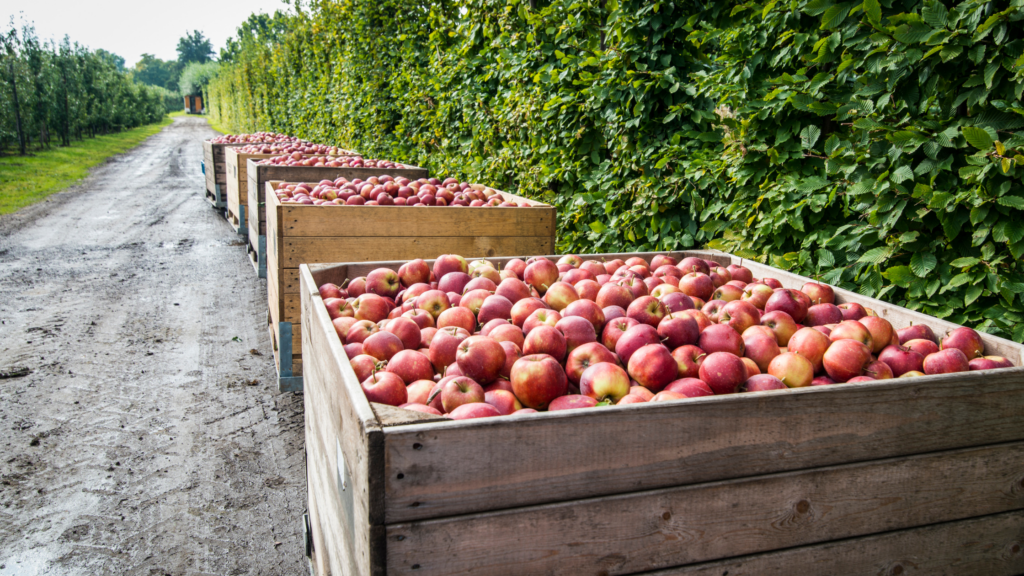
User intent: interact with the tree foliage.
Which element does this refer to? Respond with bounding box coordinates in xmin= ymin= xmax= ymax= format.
xmin=179 ymin=61 xmax=219 ymax=96
xmin=207 ymin=0 xmax=1024 ymax=341
xmin=1 ymin=20 xmax=167 ymax=154
xmin=132 ymin=53 xmax=180 ymax=91
xmin=176 ymin=30 xmax=214 ymax=64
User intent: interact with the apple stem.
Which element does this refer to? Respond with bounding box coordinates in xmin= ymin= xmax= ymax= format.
xmin=340 ymin=278 xmax=350 ymax=289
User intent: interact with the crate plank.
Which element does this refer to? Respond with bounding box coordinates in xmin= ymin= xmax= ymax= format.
xmin=306 ymin=416 xmax=331 ymax=576
xmin=385 ymin=441 xmax=1024 ymax=576
xmin=645 ymin=510 xmax=1024 ymax=576
xmin=302 ymin=266 xmax=386 ymax=575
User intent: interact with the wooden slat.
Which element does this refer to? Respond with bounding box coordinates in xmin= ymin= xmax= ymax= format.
xmin=306 ymin=415 xmax=331 ymax=576
xmin=644 ymin=510 xmax=1024 ymax=576
xmin=281 ymin=203 xmax=555 ymax=238
xmin=280 ymin=236 xmax=554 ymax=268
xmin=371 ymin=403 xmax=448 ymax=427
xmin=301 ymin=264 xmax=386 ymax=575
xmin=385 ymin=441 xmax=1024 ymax=575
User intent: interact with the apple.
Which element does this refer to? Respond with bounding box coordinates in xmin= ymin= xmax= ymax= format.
xmin=671 ymin=345 xmax=705 ymax=379
xmin=614 ymin=324 xmax=661 ymax=364
xmin=761 ymin=278 xmax=783 ymax=290
xmin=332 ymin=316 xmax=359 ymax=341
xmin=548 ymin=395 xmax=599 ymax=411
xmin=761 ymin=310 xmax=799 ymax=346
xmin=419 ymin=327 xmax=438 ymax=348
xmin=614 ymin=276 xmax=649 ymax=299
xmin=787 ymin=327 xmax=831 ymax=374
xmin=510 ymin=298 xmax=548 ymax=327
xmin=556 ymin=316 xmax=598 ymax=353
xmin=650 ymin=284 xmax=679 ymax=299
xmin=504 ymin=258 xmax=527 ymax=279
xmin=742 ymin=283 xmax=775 ymax=310
xmin=698 ymin=324 xmax=745 ymax=356
xmin=543 ymin=281 xmax=580 ymax=311
xmin=440 ymin=376 xmax=485 ymax=413
xmin=765 ymin=289 xmax=810 ymax=323
xmin=941 ymin=327 xmax=985 ymax=360
xmin=898 ymin=371 xmax=925 ymax=378
xmin=402 ymin=308 xmax=435 ymax=330
xmin=847 ymin=376 xmax=876 ymax=383
xmin=878 ymin=345 xmax=925 ymax=377
xmin=804 ymin=303 xmax=843 ymax=327
xmin=478 ymin=295 xmax=514 ymax=325
xmin=718 ymin=300 xmax=760 ymax=334
xmin=727 ymin=264 xmax=754 ymax=283
xmin=566 ymin=342 xmax=619 ymax=384
xmin=709 ymin=266 xmax=732 ymax=287
xmin=838 ymin=302 xmax=868 ymax=321
xmin=701 ymin=300 xmax=726 ymax=323
xmin=523 ymin=308 xmax=562 ymax=334
xmin=415 ymin=289 xmax=452 ymax=320
xmin=495 ymin=278 xmax=532 ymax=304
xmin=923 ymin=348 xmax=970 ymax=374
xmin=650 ymin=391 xmax=688 ymax=402
xmin=665 ymin=377 xmax=714 ymax=397
xmin=741 ymin=357 xmax=761 ymax=378
xmin=348 ymin=277 xmax=367 ymax=297
xmin=352 ymin=294 xmax=390 ymax=322
xmin=678 ymin=257 xmax=711 ymax=275
xmin=456 ymin=336 xmax=507 ymax=384
xmin=463 ymin=277 xmax=498 ymax=295
xmin=801 ymin=282 xmax=835 ymax=305
xmin=562 ymin=299 xmax=606 ymax=333
xmin=626 ymin=344 xmax=678 ymax=393
xmin=524 ymin=259 xmax=560 ymax=294
xmin=829 ymin=320 xmax=873 ymax=347
xmin=743 ymin=333 xmax=781 ymax=373
xmin=365 ymin=267 xmax=401 ymax=299
xmin=398 ymin=258 xmax=431 ymax=287
xmin=595 ymin=282 xmax=634 ymax=310
xmin=346 ymin=320 xmax=379 ymax=344
xmin=400 ymin=403 xmax=443 ymax=416
xmin=386 ymin=350 xmax=435 ymax=383
xmin=660 ymin=292 xmax=695 ymax=314
xmin=679 ymin=309 xmax=713 ymax=333
xmin=428 ymin=326 xmax=471 ymax=372
xmin=627 ymin=385 xmax=655 ymax=401
xmin=738 ymin=374 xmax=787 ymax=392
xmin=574 ymin=279 xmax=601 ymax=301
xmin=437 ymin=306 xmax=478 ymax=333
xmin=362 ymin=331 xmax=404 ymax=362
xmin=319 ymin=282 xmax=347 ymax=300
xmin=969 ymin=356 xmax=1014 ymax=370
xmin=603 ymin=305 xmax=627 ymax=322
xmin=484 ymin=389 xmax=522 ymax=415
xmin=864 ymin=360 xmax=894 ymax=380
xmin=433 ymin=254 xmax=468 ymax=279
xmin=361 ymin=372 xmax=408 ymax=406
xmin=712 ymin=284 xmax=744 ymax=303
xmin=448 ymin=402 xmax=502 ymax=420
xmin=602 ymin=317 xmax=640 ymax=350
xmin=510 ymin=354 xmax=569 ymax=409
xmin=489 ymin=323 xmax=525 ymax=349
xmin=767 ymin=352 xmax=813 ymax=387
xmin=523 ymin=324 xmax=568 ymax=361
xmin=859 ymin=316 xmax=895 ymax=354
xmin=905 ymin=338 xmax=940 ymax=357
xmin=658 ymin=315 xmax=700 ymax=349
xmin=626 ymin=296 xmax=668 ymax=327
xmin=383 ymin=317 xmax=421 ymax=350
xmin=579 ymin=361 xmax=631 ymax=402
xmin=742 ymin=325 xmax=776 ymax=340
xmin=698 ymin=352 xmax=747 ymax=395
xmin=678 ymin=272 xmax=715 ymax=301
xmin=324 ymin=298 xmax=355 ymax=320
xmin=480 ymin=318 xmax=510 ymax=336
xmin=349 ymin=354 xmax=379 ymax=382
xmin=810 ymin=376 xmax=836 ymax=385
xmin=651 ymin=255 xmax=678 ymax=269
xmin=406 ymin=380 xmax=436 ymax=404
xmin=897 ymin=323 xmax=938 ymax=344
xmin=822 ymin=339 xmax=873 ymax=382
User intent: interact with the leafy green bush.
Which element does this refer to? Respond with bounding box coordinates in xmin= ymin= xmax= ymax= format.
xmin=208 ymin=0 xmax=1024 ymax=341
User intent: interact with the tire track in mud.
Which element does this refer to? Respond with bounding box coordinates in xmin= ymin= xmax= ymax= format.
xmin=0 ymin=117 xmax=306 ymax=575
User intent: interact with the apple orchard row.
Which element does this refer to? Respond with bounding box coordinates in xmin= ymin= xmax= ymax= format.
xmin=314 ymin=251 xmax=1015 ymax=421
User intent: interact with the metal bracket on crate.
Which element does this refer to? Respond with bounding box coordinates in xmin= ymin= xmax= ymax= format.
xmin=278 ymin=321 xmax=304 ymax=392
xmin=303 ymin=512 xmax=313 ymax=558
xmin=235 ymin=205 xmax=248 ymax=237
xmin=256 ymin=235 xmax=267 ymax=279
xmin=200 ymin=160 xmax=205 ymax=175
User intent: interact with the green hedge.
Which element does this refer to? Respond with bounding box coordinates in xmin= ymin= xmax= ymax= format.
xmin=209 ymin=0 xmax=1024 ymax=342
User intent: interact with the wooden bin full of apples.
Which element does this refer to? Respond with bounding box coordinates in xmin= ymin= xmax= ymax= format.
xmin=265 ymin=178 xmax=556 ymax=392
xmin=201 ymin=132 xmax=299 ymax=209
xmin=299 ymin=249 xmax=1024 ymax=576
xmin=245 ymin=157 xmax=429 ymax=279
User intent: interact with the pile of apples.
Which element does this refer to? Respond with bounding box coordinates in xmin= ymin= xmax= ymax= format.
xmin=258 ymin=154 xmax=412 ymax=169
xmin=209 ymin=132 xmax=298 ymax=144
xmin=318 ymin=253 xmax=1015 ymax=421
xmin=235 ymin=143 xmax=350 ymax=156
xmin=277 ymin=177 xmax=533 ymax=207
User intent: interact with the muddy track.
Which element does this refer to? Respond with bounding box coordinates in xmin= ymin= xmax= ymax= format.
xmin=0 ymin=117 xmax=306 ymax=575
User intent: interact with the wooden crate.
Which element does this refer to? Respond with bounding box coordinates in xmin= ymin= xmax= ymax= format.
xmin=299 ymin=250 xmax=1024 ymax=576
xmin=245 ymin=161 xmax=429 ymax=278
xmin=225 ymin=148 xmax=276 ymax=236
xmin=202 ymin=141 xmax=249 ymax=210
xmin=268 ymin=181 xmax=556 ymax=392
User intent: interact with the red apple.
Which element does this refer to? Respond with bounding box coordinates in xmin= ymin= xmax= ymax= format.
xmin=523 ymin=325 xmax=568 ymax=361
xmin=555 ymin=316 xmax=598 ymax=353
xmin=503 ymin=258 xmax=527 ymax=279
xmin=665 ymin=377 xmax=714 ymax=397
xmin=905 ymin=338 xmax=940 ymax=357
xmin=495 ymin=278 xmax=532 ymax=304
xmin=768 ymin=352 xmax=813 ymax=387
xmin=548 ymin=394 xmax=599 ymax=411
xmin=595 ymin=282 xmax=635 ymax=309
xmin=566 ymin=342 xmax=618 ymax=384
xmin=332 ymin=316 xmax=359 ymax=341
xmin=614 ymin=324 xmax=661 ymax=364
xmin=523 ymin=259 xmax=560 ymax=294
xmin=859 ymin=316 xmax=895 ymax=354
xmin=810 ymin=376 xmax=836 ymax=386
xmin=361 ymin=371 xmax=407 ymax=406
xmin=415 ymin=289 xmax=451 ymax=320
xmin=727 ymin=264 xmax=754 ymax=283
xmin=433 ymin=254 xmax=468 ymax=279
xmin=897 ymin=323 xmax=938 ymax=344
xmin=742 ymin=333 xmax=781 ymax=373
xmin=626 ymin=296 xmax=668 ymax=328
xmin=386 ymin=350 xmax=435 ymax=384
xmin=484 ymin=389 xmax=522 ymax=415
xmin=523 ymin=308 xmax=562 ymax=334
xmin=402 ymin=308 xmax=435 ymax=330
xmin=579 ymin=361 xmax=631 ymax=402
xmin=440 ymin=376 xmax=485 ymax=413
xmin=829 ymin=320 xmax=873 ymax=347
xmin=463 ymin=277 xmax=498 ymax=295
xmin=477 ymin=294 xmax=514 ymax=325
xmin=383 ymin=317 xmax=420 ymax=350
xmin=941 ymin=327 xmax=985 ymax=360
xmin=650 ymin=391 xmax=687 ymax=402
xmin=449 ymin=402 xmax=502 ymax=420
xmin=510 ymin=298 xmax=548 ymax=327
xmin=428 ymin=326 xmax=471 ymax=372
xmin=761 ymin=310 xmax=799 ymax=346
xmin=398 ymin=258 xmax=431 ymax=287
xmin=801 ymin=282 xmax=835 ymax=305
xmin=437 ymin=306 xmax=477 ymax=333
xmin=678 ymin=257 xmax=711 ymax=275
xmin=678 ymin=272 xmax=715 ymax=301
xmin=718 ymin=300 xmax=760 ymax=334
xmin=698 ymin=324 xmax=744 ymax=356
xmin=319 ymin=282 xmax=347 ymax=300
xmin=349 ymin=354 xmax=379 ymax=382
xmin=823 ymin=339 xmax=873 ymax=382
xmin=324 ymin=297 xmax=355 ymax=320
xmin=864 ymin=360 xmax=893 ymax=380
xmin=878 ymin=345 xmax=924 ymax=377
xmin=787 ymin=327 xmax=831 ymax=374
xmin=660 ymin=292 xmax=695 ymax=313
xmin=346 ymin=320 xmax=379 ymax=344
xmin=456 ymin=336 xmax=506 ymax=384
xmin=400 ymin=403 xmax=443 ymax=416
xmin=698 ymin=352 xmax=747 ymax=395
xmin=969 ymin=356 xmax=1014 ymax=370
xmin=738 ymin=374 xmax=787 ymax=392
xmin=542 ymin=281 xmax=580 ymax=311
xmin=804 ymin=303 xmax=843 ymax=327
xmin=510 ymin=354 xmax=569 ymax=409
xmin=362 ymin=331 xmax=404 ymax=362
xmin=626 ymin=344 xmax=678 ymax=393
xmin=489 ymin=324 xmax=525 ymax=349
xmin=671 ymin=345 xmax=706 ymax=378
xmin=657 ymin=315 xmax=700 ymax=349
xmin=712 ymin=284 xmax=744 ymax=302
xmin=838 ymin=302 xmax=868 ymax=321
xmin=741 ymin=357 xmax=761 ymax=378
xmin=742 ymin=283 xmax=775 ymax=310
xmin=365 ymin=267 xmax=401 ymax=299
xmin=602 ymin=317 xmax=640 ymax=350
xmin=406 ymin=380 xmax=436 ymax=404
xmin=563 ymin=299 xmax=606 ymax=333
xmin=923 ymin=348 xmax=970 ymax=374
xmin=765 ymin=289 xmax=810 ymax=323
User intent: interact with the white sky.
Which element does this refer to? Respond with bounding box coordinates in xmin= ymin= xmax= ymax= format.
xmin=2 ymin=0 xmax=293 ymax=67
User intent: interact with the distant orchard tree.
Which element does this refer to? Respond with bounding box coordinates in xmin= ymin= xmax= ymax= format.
xmin=132 ymin=53 xmax=179 ymax=91
xmin=94 ymin=49 xmax=124 ymax=72
xmin=176 ymin=30 xmax=213 ymax=64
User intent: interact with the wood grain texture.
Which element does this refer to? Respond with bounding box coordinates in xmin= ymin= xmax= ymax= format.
xmin=306 ymin=415 xmax=331 ymax=576
xmin=385 ymin=441 xmax=1024 ymax=576
xmin=382 ymin=368 xmax=1024 ymax=523
xmin=280 ymin=203 xmax=555 ymax=238
xmin=371 ymin=403 xmax=448 ymax=427
xmin=643 ymin=510 xmax=1024 ymax=576
xmin=301 ymin=264 xmax=385 ymax=576
xmin=225 ymin=149 xmax=276 ymax=221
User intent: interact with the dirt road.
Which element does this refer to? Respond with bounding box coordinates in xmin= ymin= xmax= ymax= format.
xmin=0 ymin=116 xmax=307 ymax=575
